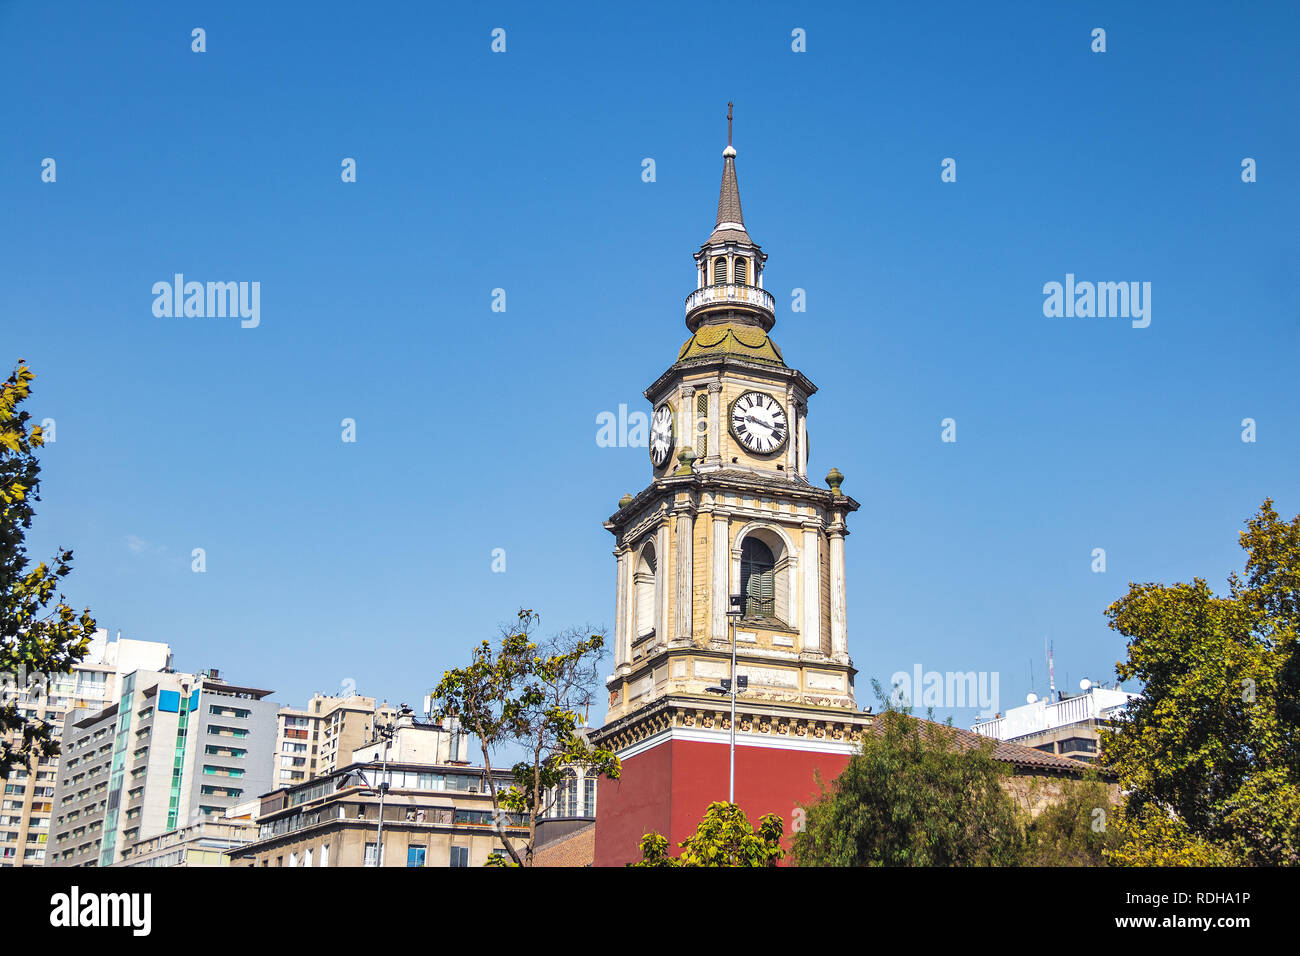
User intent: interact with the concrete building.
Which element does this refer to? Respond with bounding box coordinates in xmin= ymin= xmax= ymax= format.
xmin=116 ymin=818 xmax=258 ymax=867
xmin=47 ymin=669 xmax=278 ymax=867
xmin=0 ymin=629 xmax=171 ymax=868
xmin=971 ymin=684 xmax=1138 ymax=764
xmin=275 ymin=692 xmax=397 ymax=787
xmin=115 ymin=798 xmax=260 ymax=867
xmin=230 ymin=758 xmax=521 ymax=868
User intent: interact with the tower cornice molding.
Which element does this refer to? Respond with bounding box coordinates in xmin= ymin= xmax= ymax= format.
xmin=645 ymin=356 xmax=817 ymax=406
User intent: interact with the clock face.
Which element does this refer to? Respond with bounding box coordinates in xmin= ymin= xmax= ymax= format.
xmin=730 ymin=391 xmax=788 ymax=455
xmin=650 ymin=403 xmax=675 ymax=466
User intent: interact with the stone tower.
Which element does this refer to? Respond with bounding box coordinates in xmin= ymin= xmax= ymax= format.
xmin=592 ymin=117 xmax=871 ymax=865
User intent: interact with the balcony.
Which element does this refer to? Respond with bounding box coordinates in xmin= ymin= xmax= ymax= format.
xmin=684 ymin=283 xmax=775 ymax=331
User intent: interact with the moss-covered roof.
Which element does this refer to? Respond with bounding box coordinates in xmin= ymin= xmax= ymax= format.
xmin=676 ymin=322 xmax=785 ymax=366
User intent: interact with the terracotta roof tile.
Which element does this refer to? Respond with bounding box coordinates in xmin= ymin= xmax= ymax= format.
xmin=867 ymin=711 xmax=1101 ymax=776
xmin=533 ymin=823 xmax=595 ymax=867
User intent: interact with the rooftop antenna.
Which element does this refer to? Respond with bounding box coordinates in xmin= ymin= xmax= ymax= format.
xmin=1047 ymin=640 xmax=1057 ymax=702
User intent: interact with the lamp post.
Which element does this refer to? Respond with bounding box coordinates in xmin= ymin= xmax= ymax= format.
xmin=359 ymin=718 xmax=396 ymax=866
xmin=709 ymin=593 xmax=745 ymax=804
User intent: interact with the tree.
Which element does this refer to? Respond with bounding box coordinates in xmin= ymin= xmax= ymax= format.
xmin=1100 ymin=500 xmax=1300 ymax=865
xmin=1 ymin=360 xmax=98 ymax=779
xmin=792 ymin=706 xmax=1023 ymax=866
xmin=632 ymin=801 xmax=784 ymax=867
xmin=1021 ymin=775 xmax=1118 ymax=866
xmin=429 ymin=609 xmax=620 ymax=866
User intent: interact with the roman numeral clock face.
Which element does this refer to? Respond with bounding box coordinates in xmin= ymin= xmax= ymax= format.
xmin=650 ymin=403 xmax=675 ymax=467
xmin=729 ymin=391 xmax=788 ymax=455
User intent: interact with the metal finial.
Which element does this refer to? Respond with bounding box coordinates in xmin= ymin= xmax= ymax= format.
xmin=727 ymin=101 xmax=733 ymax=146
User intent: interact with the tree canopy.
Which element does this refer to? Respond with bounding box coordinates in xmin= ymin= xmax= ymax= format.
xmin=1101 ymin=499 xmax=1300 ymax=865
xmin=430 ymin=609 xmax=620 ymax=866
xmin=633 ymin=801 xmax=784 ymax=867
xmin=1 ymin=361 xmax=98 ymax=779
xmin=792 ymin=708 xmax=1025 ymax=866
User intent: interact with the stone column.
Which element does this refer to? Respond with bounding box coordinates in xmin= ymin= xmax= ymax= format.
xmin=655 ymin=523 xmax=669 ymax=643
xmin=828 ymin=518 xmax=848 ymax=660
xmin=785 ymin=384 xmax=797 ymax=474
xmin=706 ymin=381 xmax=723 ymax=466
xmin=797 ymin=400 xmax=809 ymax=478
xmin=678 ymin=385 xmax=695 ymax=456
xmin=711 ymin=510 xmax=730 ymax=641
xmin=613 ymin=548 xmax=630 ymax=671
xmin=801 ymin=524 xmax=822 ymax=655
xmin=674 ymin=505 xmax=695 ymax=642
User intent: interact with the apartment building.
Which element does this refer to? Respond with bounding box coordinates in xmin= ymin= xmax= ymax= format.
xmin=275 ymin=693 xmax=398 ymax=786
xmin=47 ymin=669 xmax=277 ymax=866
xmin=0 ymin=629 xmax=171 ymax=867
xmin=232 ymin=709 xmax=505 ymax=867
xmin=116 ymin=817 xmax=258 ymax=867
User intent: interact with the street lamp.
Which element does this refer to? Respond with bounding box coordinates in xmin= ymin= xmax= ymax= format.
xmin=707 ymin=593 xmax=746 ymax=803
xmin=340 ymin=718 xmax=397 ymax=867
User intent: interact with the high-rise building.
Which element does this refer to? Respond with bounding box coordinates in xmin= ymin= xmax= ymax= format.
xmin=0 ymin=629 xmax=171 ymax=868
xmin=46 ymin=669 xmax=277 ymax=867
xmin=590 ymin=118 xmax=872 ymax=865
xmin=274 ymin=692 xmax=398 ymax=786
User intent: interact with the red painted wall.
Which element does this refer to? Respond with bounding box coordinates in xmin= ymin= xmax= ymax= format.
xmin=593 ymin=736 xmax=852 ymax=867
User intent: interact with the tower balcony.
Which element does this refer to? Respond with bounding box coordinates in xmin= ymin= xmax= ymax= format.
xmin=685 ymin=283 xmax=775 ymax=332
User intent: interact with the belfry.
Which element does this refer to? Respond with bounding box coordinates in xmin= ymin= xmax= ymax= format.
xmin=591 ymin=109 xmax=872 ymax=865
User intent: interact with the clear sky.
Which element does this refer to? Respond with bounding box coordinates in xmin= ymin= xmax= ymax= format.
xmin=3 ymin=2 xmax=1297 ymax=726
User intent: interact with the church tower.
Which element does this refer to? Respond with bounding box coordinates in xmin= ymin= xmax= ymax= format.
xmin=591 ymin=110 xmax=872 ymax=865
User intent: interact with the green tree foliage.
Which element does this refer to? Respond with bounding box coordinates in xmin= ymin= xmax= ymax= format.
xmin=430 ymin=609 xmax=620 ymax=866
xmin=1 ymin=361 xmax=98 ymax=779
xmin=633 ymin=801 xmax=784 ymax=867
xmin=1101 ymin=500 xmax=1300 ymax=865
xmin=1021 ymin=776 xmax=1118 ymax=866
xmin=792 ymin=708 xmax=1024 ymax=866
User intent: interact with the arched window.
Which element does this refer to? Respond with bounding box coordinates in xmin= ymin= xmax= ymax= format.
xmin=734 ymin=257 xmax=748 ymax=285
xmin=634 ymin=544 xmax=657 ymax=638
xmin=740 ymin=538 xmax=776 ymax=619
xmin=559 ymin=771 xmax=578 ymax=817
xmin=713 ymin=256 xmax=728 ymax=285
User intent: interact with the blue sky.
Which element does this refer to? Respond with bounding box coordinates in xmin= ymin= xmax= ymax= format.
xmin=3 ymin=2 xmax=1297 ymax=725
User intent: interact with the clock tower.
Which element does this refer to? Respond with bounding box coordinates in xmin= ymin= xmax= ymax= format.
xmin=591 ymin=114 xmax=872 ymax=865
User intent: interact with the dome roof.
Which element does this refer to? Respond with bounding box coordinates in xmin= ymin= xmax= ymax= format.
xmin=676 ymin=322 xmax=786 ymax=367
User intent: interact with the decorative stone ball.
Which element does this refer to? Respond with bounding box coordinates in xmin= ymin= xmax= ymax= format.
xmin=618 ymin=493 xmax=634 ymax=509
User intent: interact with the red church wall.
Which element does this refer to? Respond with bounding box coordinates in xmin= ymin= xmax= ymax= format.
xmin=592 ymin=736 xmax=853 ymax=867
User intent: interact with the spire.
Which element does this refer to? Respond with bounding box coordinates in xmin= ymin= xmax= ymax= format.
xmin=712 ymin=101 xmax=746 ymax=236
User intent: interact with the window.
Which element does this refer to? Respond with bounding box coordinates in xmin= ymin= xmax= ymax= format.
xmin=450 ymin=845 xmax=469 ymax=868
xmin=320 ymin=844 xmax=329 ymax=867
xmin=407 ymin=845 xmax=426 ymax=867
xmin=740 ymin=537 xmax=776 ymax=618
xmin=712 ymin=256 xmax=727 ymax=285
xmin=557 ymin=772 xmax=578 ymax=817
xmin=734 ymin=257 xmax=748 ymax=285
xmin=364 ymin=842 xmax=384 ymax=867
xmin=633 ymin=543 xmax=657 ymax=639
